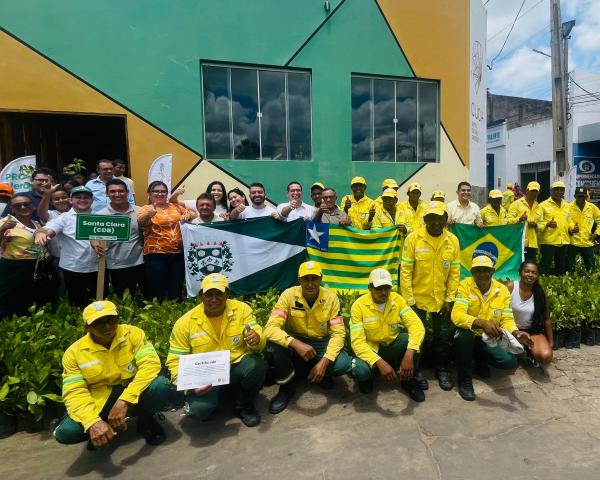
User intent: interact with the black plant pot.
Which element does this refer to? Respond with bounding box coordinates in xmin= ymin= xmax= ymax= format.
xmin=0 ymin=412 xmax=17 ymax=439
xmin=564 ymin=327 xmax=581 ymax=349
xmin=553 ymin=329 xmax=565 ymax=350
xmin=595 ymin=328 xmax=600 ymax=346
xmin=581 ymin=326 xmax=595 ymax=346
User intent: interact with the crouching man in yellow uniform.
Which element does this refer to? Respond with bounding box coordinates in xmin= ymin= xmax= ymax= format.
xmin=166 ymin=273 xmax=267 ymax=427
xmin=54 ymin=301 xmax=170 ymax=448
xmin=264 ymin=261 xmax=351 ymax=414
xmin=451 ymin=256 xmax=532 ymax=401
xmin=350 ymin=268 xmax=426 ymax=401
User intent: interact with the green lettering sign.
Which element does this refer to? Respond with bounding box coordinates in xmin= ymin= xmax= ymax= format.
xmin=75 ymin=214 xmax=131 ymax=241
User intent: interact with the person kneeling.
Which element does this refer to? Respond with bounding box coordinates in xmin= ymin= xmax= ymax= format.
xmin=264 ymin=261 xmax=351 ymax=414
xmin=349 ymin=268 xmax=426 ymax=402
xmin=166 ymin=273 xmax=267 ymax=427
xmin=54 ymin=301 xmax=170 ymax=449
xmin=451 ymin=256 xmax=532 ymax=401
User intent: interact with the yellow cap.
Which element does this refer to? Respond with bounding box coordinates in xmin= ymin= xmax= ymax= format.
xmin=432 ymin=190 xmax=446 ymax=199
xmin=552 ymin=181 xmax=566 ymax=189
xmin=526 ymin=181 xmax=540 ymax=191
xmin=471 ymin=255 xmax=495 ymax=269
xmin=298 ymin=261 xmax=322 ymax=278
xmin=488 ymin=189 xmax=503 ymax=199
xmin=201 ymin=273 xmax=229 ymax=293
xmin=407 ymin=182 xmax=422 ymax=192
xmin=351 ymin=176 xmax=366 ymax=186
xmin=382 ymin=178 xmax=399 ymax=189
xmin=368 ymin=268 xmax=393 ymax=288
xmin=506 ymin=183 xmax=513 ymax=189
xmin=82 ymin=301 xmax=118 ymax=325
xmin=381 ymin=188 xmax=398 ymax=199
xmin=311 ymin=182 xmax=325 ymax=190
xmin=424 ymin=201 xmax=447 ymax=216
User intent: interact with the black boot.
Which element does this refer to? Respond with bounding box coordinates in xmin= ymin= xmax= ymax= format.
xmin=358 ymin=378 xmax=373 ymax=394
xmin=401 ymin=379 xmax=425 ymax=402
xmin=414 ymin=370 xmax=429 ymax=390
xmin=234 ymin=402 xmax=261 ymax=427
xmin=458 ymin=375 xmax=476 ymax=401
xmin=137 ymin=413 xmax=166 ymax=446
xmin=318 ymin=376 xmax=334 ymax=390
xmin=269 ymin=383 xmax=296 ymax=414
xmin=435 ymin=367 xmax=454 ymax=391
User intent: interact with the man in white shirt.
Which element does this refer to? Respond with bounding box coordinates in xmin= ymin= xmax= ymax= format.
xmin=189 ymin=193 xmax=224 ymax=224
xmin=277 ymin=181 xmax=315 ymax=222
xmin=112 ymin=159 xmax=135 ymax=203
xmin=35 ymin=186 xmax=99 ymax=308
xmin=447 ymin=181 xmax=483 ymax=227
xmin=86 ymin=159 xmax=133 ymax=212
xmin=92 ymin=179 xmax=145 ymax=297
xmin=229 ymin=182 xmax=280 ymax=220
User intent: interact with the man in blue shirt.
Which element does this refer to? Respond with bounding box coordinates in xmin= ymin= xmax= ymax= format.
xmin=86 ymin=159 xmax=133 ymax=212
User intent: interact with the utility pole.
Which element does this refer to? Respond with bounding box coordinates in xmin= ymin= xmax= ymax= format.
xmin=550 ymin=0 xmax=575 ymax=177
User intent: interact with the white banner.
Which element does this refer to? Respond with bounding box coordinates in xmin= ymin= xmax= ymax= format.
xmin=148 ymin=153 xmax=172 ymax=194
xmin=469 ymin=1 xmax=487 ymax=188
xmin=0 ymin=155 xmax=36 ymax=193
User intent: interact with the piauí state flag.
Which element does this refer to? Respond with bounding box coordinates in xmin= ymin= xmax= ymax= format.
xmin=306 ymin=221 xmax=401 ymax=291
xmin=448 ymin=223 xmax=525 ymax=280
xmin=181 ymin=217 xmax=306 ymax=297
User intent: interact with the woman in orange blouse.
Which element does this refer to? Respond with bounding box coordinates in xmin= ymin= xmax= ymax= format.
xmin=138 ymin=181 xmax=196 ymax=300
xmin=0 ymin=193 xmax=47 ymax=318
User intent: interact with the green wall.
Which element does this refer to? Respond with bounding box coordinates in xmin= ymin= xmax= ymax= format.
xmin=1 ymin=0 xmax=426 ymax=203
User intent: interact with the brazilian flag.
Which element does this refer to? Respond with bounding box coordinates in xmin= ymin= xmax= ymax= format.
xmin=448 ymin=223 xmax=525 ymax=280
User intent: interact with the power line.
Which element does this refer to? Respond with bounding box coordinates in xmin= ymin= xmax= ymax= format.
xmin=487 ymin=0 xmax=546 ymax=42
xmin=488 ymin=0 xmax=527 ymax=70
xmin=569 ymin=74 xmax=600 ymax=101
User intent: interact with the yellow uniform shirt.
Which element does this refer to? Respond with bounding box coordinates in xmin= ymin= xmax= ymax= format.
xmin=370 ymin=205 xmax=407 ymax=229
xmin=568 ymin=201 xmax=600 ymax=247
xmin=398 ymin=200 xmax=426 ymax=232
xmin=264 ymin=286 xmax=345 ymax=362
xmin=451 ymin=278 xmax=517 ymax=335
xmin=350 ymin=291 xmax=425 ymax=366
xmin=480 ymin=204 xmax=508 ymax=226
xmin=61 ymin=325 xmax=161 ymax=431
xmin=537 ymin=198 xmax=571 ymax=246
xmin=507 ymin=197 xmax=542 ymax=248
xmin=340 ymin=194 xmax=374 ymax=230
xmin=166 ymin=299 xmax=265 ymax=384
xmin=502 ymin=190 xmax=515 ymax=209
xmin=401 ymin=228 xmax=460 ymax=312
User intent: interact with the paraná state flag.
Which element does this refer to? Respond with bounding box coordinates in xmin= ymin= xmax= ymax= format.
xmin=181 ymin=217 xmax=306 ymax=297
xmin=449 ymin=223 xmax=525 ymax=280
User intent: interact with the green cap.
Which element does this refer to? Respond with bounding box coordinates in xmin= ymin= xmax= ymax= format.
xmin=70 ymin=186 xmax=93 ymax=197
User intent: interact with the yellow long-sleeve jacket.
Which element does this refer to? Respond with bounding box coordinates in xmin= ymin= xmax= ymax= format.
xmin=166 ymin=299 xmax=265 ymax=384
xmin=264 ymin=286 xmax=345 ymax=362
xmin=568 ymin=201 xmax=600 ymax=247
xmin=340 ymin=194 xmax=374 ymax=230
xmin=537 ymin=198 xmax=571 ymax=245
xmin=398 ymin=200 xmax=426 ymax=232
xmin=502 ymin=189 xmax=515 ymax=209
xmin=451 ymin=278 xmax=517 ymax=335
xmin=350 ymin=292 xmax=425 ymax=366
xmin=480 ymin=205 xmax=508 ymax=226
xmin=507 ymin=197 xmax=542 ymax=248
xmin=61 ymin=324 xmax=160 ymax=431
xmin=371 ymin=205 xmax=407 ymax=229
xmin=401 ymin=228 xmax=460 ymax=312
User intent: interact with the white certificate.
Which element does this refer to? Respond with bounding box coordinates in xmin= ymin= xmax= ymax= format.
xmin=176 ymin=350 xmax=231 ymax=391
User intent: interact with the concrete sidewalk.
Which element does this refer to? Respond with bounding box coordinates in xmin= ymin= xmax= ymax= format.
xmin=1 ymin=347 xmax=599 ymax=480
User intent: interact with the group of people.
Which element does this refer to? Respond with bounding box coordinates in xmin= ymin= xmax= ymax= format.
xmin=54 ymin=248 xmax=553 ymax=450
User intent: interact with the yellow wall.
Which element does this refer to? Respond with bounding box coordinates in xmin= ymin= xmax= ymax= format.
xmin=0 ymin=30 xmax=210 ymax=198
xmin=379 ymin=0 xmax=469 ymax=166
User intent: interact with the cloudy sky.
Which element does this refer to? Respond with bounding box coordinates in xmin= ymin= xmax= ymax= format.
xmin=486 ymin=0 xmax=600 ymax=99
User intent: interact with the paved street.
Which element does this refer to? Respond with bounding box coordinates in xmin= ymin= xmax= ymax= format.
xmin=1 ymin=346 xmax=599 ymax=480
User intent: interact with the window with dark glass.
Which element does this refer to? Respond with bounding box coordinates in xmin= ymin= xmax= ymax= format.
xmin=351 ymin=75 xmax=439 ymax=163
xmin=202 ymin=64 xmax=311 ymax=160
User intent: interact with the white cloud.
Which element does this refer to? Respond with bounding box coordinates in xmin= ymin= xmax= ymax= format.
xmin=488 ymin=46 xmax=551 ymax=97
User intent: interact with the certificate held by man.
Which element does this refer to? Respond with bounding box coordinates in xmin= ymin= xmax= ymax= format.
xmin=177 ymin=350 xmax=231 ymax=391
